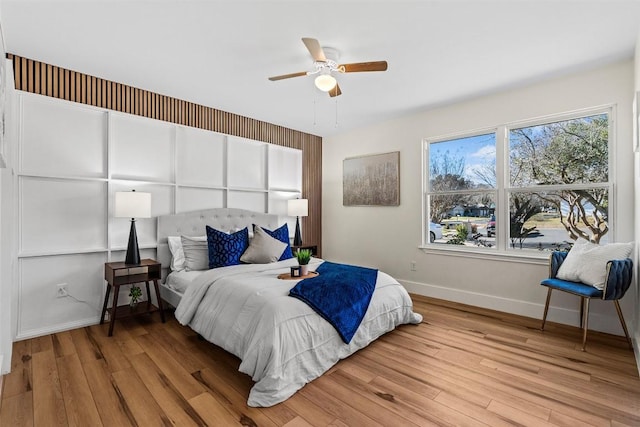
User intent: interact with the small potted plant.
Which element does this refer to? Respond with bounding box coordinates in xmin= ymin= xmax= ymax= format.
xmin=295 ymin=249 xmax=312 ymax=276
xmin=129 ymin=285 xmax=142 ymax=309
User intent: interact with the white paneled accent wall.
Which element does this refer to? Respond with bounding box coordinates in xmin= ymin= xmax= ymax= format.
xmin=21 ymin=99 xmax=107 ymax=178
xmin=110 ymin=114 xmax=175 ymax=182
xmin=20 ymin=178 xmax=108 ymax=254
xmin=15 ymin=92 xmax=302 ymax=339
xmin=176 ymin=127 xmax=225 ymax=187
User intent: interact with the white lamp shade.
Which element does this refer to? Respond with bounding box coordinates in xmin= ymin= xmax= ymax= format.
xmin=314 ymin=74 xmax=337 ymax=92
xmin=288 ymin=199 xmax=308 ymax=217
xmin=114 ymin=191 xmax=151 ymax=218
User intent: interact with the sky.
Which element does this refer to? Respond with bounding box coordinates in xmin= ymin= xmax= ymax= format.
xmin=429 ymin=133 xmax=496 ymax=186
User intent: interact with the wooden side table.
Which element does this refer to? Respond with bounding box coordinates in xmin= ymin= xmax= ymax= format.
xmin=100 ymin=258 xmax=165 ymax=336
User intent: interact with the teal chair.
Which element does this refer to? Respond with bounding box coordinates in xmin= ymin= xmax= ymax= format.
xmin=540 ymin=251 xmax=633 ymax=351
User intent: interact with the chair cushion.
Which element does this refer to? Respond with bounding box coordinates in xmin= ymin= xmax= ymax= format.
xmin=556 ymin=238 xmax=633 ymax=290
xmin=541 ymin=278 xmax=603 ymax=298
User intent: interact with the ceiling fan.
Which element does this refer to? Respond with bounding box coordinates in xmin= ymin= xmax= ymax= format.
xmin=268 ymin=37 xmax=388 ymax=97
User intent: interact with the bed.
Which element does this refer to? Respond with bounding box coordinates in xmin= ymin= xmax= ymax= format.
xmin=157 ymin=208 xmax=282 ymax=308
xmin=157 ymin=208 xmax=422 ymax=407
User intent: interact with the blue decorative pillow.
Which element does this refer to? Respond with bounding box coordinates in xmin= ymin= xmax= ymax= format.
xmin=206 ymin=226 xmax=249 ymax=269
xmin=254 ymin=223 xmax=293 ymax=260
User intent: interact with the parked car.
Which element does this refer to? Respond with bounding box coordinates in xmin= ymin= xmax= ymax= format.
xmin=429 ymin=222 xmax=443 ymax=242
xmin=486 ymin=215 xmax=496 ymax=237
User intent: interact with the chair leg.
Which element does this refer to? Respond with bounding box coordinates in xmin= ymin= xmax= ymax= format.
xmin=579 ymin=297 xmax=584 ymax=328
xmin=581 ymin=298 xmax=590 ymax=352
xmin=613 ymin=300 xmax=633 ymax=350
xmin=541 ymin=288 xmax=553 ymax=331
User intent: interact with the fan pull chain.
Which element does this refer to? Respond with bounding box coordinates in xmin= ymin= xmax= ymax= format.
xmin=335 ymin=97 xmax=339 ymax=128
xmin=313 ymin=97 xmax=317 ymax=126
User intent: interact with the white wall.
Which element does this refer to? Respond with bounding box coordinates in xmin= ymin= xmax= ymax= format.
xmin=0 ymin=133 xmax=13 ymax=377
xmin=323 ymin=60 xmax=635 ymax=336
xmin=633 ymin=31 xmax=640 ymax=368
xmin=0 ymin=54 xmax=16 ymax=374
xmin=11 ymin=93 xmax=302 ymax=340
xmin=0 ymin=14 xmax=10 ymax=375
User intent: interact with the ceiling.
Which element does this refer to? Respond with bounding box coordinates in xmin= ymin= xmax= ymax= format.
xmin=1 ymin=1 xmax=640 ymax=138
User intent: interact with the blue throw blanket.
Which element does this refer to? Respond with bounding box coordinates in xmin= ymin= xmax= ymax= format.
xmin=289 ymin=261 xmax=378 ymax=344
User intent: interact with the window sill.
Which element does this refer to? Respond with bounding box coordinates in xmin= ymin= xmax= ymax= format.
xmin=418 ymin=245 xmax=550 ymax=265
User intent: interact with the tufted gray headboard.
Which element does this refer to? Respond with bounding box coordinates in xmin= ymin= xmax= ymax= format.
xmin=156 ymin=208 xmax=281 ymax=276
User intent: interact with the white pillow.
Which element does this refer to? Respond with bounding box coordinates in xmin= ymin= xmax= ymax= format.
xmin=167 ymin=236 xmax=185 ymax=271
xmin=556 ymin=238 xmax=633 ymax=290
xmin=167 ymin=236 xmax=208 ymax=271
xmin=167 ymin=236 xmax=206 ymax=271
xmin=172 ymin=235 xmax=208 ymax=271
xmin=240 ymin=226 xmax=287 ymax=264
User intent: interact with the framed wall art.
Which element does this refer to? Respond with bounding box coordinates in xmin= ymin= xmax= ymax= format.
xmin=343 ymin=151 xmax=400 ymax=206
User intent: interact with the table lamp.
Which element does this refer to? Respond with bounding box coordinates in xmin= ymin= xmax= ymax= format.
xmin=115 ymin=190 xmax=151 ymax=265
xmin=287 ymin=198 xmax=308 ymax=247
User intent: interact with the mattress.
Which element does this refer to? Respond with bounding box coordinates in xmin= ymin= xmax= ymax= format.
xmin=165 ymin=269 xmax=205 ymax=294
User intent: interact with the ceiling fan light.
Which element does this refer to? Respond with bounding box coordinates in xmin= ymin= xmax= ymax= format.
xmin=314 ymin=74 xmax=337 ymax=92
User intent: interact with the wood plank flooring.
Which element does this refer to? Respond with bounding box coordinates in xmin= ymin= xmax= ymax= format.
xmin=1 ymin=295 xmax=639 ymax=426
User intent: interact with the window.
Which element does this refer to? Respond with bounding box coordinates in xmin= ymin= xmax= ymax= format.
xmin=423 ymin=108 xmax=612 ymax=255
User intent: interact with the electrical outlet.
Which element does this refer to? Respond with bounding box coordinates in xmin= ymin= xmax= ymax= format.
xmin=56 ymin=283 xmax=68 ymax=298
xmin=410 ymin=261 xmax=417 ymax=271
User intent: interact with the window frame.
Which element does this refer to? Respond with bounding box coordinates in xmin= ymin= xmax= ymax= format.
xmin=421 ymin=105 xmax=615 ymax=261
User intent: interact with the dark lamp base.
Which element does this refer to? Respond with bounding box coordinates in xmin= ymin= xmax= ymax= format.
xmin=293 ymin=216 xmax=303 ymax=247
xmin=124 ymin=219 xmax=141 ymax=265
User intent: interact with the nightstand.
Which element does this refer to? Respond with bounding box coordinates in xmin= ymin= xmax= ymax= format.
xmin=100 ymin=258 xmax=165 ymax=336
xmin=291 ymin=244 xmax=318 ymax=256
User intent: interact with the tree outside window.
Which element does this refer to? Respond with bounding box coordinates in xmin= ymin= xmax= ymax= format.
xmin=423 ymin=109 xmax=611 ymax=252
xmin=426 ymin=133 xmax=497 ymax=248
xmin=509 ymin=113 xmax=609 ymax=246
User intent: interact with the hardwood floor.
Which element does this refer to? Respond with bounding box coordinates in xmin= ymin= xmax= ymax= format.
xmin=1 ymin=295 xmax=639 ymax=426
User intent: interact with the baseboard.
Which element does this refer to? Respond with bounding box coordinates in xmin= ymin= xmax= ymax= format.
xmin=400 ymin=279 xmax=626 ymax=336
xmin=15 ymin=316 xmax=101 ymax=341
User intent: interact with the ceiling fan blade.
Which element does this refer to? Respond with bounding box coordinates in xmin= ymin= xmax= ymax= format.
xmin=328 ymin=83 xmax=342 ymax=97
xmin=302 ymin=37 xmax=326 ymax=62
xmin=339 ymin=61 xmax=388 ymax=73
xmin=268 ymin=71 xmax=308 ymax=81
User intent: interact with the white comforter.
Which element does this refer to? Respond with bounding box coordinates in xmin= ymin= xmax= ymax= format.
xmin=174 ymin=258 xmax=423 ymax=407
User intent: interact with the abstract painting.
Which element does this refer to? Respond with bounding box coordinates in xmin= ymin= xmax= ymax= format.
xmin=343 ymin=151 xmax=400 ymax=206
